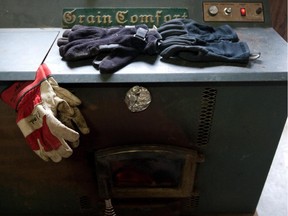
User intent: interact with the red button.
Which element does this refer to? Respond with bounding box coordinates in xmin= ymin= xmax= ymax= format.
xmin=240 ymin=8 xmax=246 ymax=16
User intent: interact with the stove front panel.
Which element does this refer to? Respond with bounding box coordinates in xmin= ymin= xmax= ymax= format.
xmin=1 ymin=81 xmax=285 ymax=215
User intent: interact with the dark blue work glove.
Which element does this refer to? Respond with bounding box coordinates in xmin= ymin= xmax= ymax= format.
xmin=157 ymin=18 xmax=239 ymax=42
xmin=157 ymin=18 xmax=257 ymax=63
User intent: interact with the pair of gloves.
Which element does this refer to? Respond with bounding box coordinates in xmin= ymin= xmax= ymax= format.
xmin=0 ymin=64 xmax=90 ymax=162
xmin=58 ymin=19 xmax=259 ymax=73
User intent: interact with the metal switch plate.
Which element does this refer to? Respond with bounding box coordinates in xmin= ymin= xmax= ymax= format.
xmin=203 ymin=2 xmax=264 ymax=22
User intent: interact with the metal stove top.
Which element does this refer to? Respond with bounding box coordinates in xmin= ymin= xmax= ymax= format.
xmin=0 ymin=0 xmax=286 ymax=83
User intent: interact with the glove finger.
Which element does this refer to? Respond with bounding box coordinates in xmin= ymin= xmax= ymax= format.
xmin=176 ymin=42 xmax=250 ymax=63
xmin=55 ymin=142 xmax=73 ymax=159
xmin=33 ymin=139 xmax=50 ymax=162
xmin=71 ymin=24 xmax=85 ymax=31
xmin=157 ymin=20 xmax=185 ymax=36
xmin=160 ymin=29 xmax=187 ymax=39
xmin=27 ymin=122 xmax=73 ymax=162
xmin=46 ymin=112 xmax=79 ymax=143
xmin=58 ymin=106 xmax=89 ymax=134
xmin=160 ymin=44 xmax=189 ymax=59
xmin=59 ymin=38 xmax=96 ymax=58
xmin=40 ymin=149 xmax=62 ymax=163
xmin=62 ymin=25 xmax=97 ymax=39
xmin=58 ymin=111 xmax=76 ymax=130
xmin=68 ymin=140 xmax=80 ymax=149
xmin=47 ymin=77 xmax=89 ymax=136
xmin=57 ymin=37 xmax=69 ymax=46
xmin=54 ymin=98 xmax=88 ymax=140
xmin=54 ymin=87 xmax=82 ymax=107
xmin=48 ymin=77 xmax=82 ymax=106
xmin=62 ymin=40 xmax=100 ymax=61
xmin=62 ymin=29 xmax=72 ymax=38
xmin=157 ymin=19 xmax=185 ymax=30
xmin=58 ymin=106 xmax=90 ymax=136
xmin=71 ymin=107 xmax=90 ymax=135
xmin=92 ymin=52 xmax=107 ymax=70
xmin=43 ymin=143 xmax=73 ymax=162
xmin=68 ymin=26 xmax=106 ymax=41
xmin=96 ymin=49 xmax=139 ymax=73
xmin=68 ymin=26 xmax=123 ymax=41
xmin=53 ymin=98 xmax=75 ymax=118
xmin=177 ymin=47 xmax=209 ymax=62
xmin=24 ymin=133 xmax=52 ymax=162
xmin=157 ymin=23 xmax=185 ymax=33
xmin=159 ymin=36 xmax=200 ymax=52
xmin=57 ymin=112 xmax=80 ymax=148
xmin=160 ymin=44 xmax=206 ymax=59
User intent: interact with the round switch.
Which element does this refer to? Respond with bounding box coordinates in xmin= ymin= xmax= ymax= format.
xmin=256 ymin=7 xmax=263 ymax=14
xmin=208 ymin=6 xmax=219 ymax=16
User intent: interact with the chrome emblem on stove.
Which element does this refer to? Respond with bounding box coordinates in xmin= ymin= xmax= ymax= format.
xmin=125 ymin=86 xmax=151 ymax=112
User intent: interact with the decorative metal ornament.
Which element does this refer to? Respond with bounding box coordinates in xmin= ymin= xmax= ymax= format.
xmin=125 ymin=86 xmax=151 ymax=112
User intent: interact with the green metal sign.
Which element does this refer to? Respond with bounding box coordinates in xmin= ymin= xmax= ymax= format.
xmin=62 ymin=8 xmax=189 ymax=28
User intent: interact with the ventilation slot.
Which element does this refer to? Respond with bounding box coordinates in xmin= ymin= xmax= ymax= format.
xmin=80 ymin=196 xmax=92 ymax=210
xmin=189 ymin=194 xmax=200 ymax=208
xmin=182 ymin=193 xmax=200 ymax=213
xmin=196 ymin=88 xmax=217 ymax=146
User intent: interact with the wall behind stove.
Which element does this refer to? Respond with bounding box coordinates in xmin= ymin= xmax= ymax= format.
xmin=0 ymin=1 xmax=286 ymax=43
xmin=269 ymin=0 xmax=287 ymax=41
xmin=0 ymin=0 xmax=272 ymax=28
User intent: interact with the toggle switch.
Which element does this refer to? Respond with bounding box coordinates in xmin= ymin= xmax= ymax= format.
xmin=240 ymin=8 xmax=246 ymax=16
xmin=224 ymin=7 xmax=232 ymax=15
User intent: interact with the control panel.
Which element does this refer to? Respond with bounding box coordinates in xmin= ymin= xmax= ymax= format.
xmin=203 ymin=2 xmax=264 ymax=22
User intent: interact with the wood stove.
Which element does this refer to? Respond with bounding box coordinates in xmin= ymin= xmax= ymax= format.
xmin=0 ymin=0 xmax=287 ymax=215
